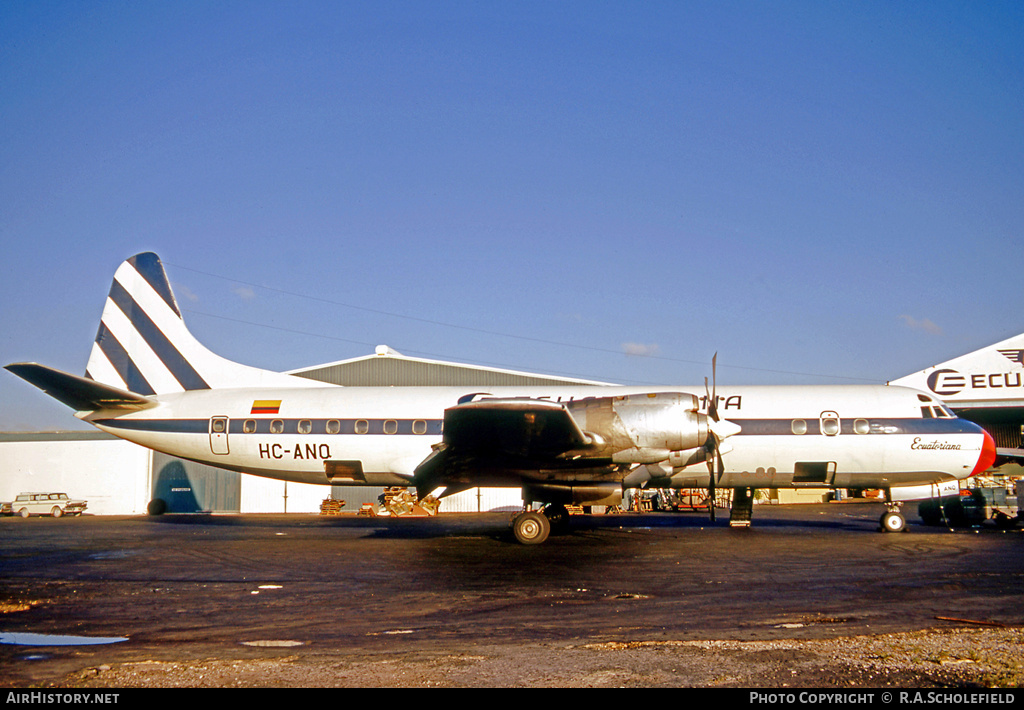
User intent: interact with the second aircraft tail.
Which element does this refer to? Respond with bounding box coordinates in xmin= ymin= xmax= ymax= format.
xmin=891 ymin=331 xmax=1024 ymax=406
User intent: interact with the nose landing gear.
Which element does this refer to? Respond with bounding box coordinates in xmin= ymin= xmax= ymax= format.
xmin=879 ymin=498 xmax=907 ymax=533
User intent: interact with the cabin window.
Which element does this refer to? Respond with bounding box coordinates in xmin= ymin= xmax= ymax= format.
xmin=298 ymin=420 xmax=312 ymax=434
xmin=355 ymin=420 xmax=369 ymax=435
xmin=243 ymin=419 xmax=257 ymax=433
xmin=412 ymin=420 xmax=427 ymax=435
xmin=383 ymin=420 xmax=398 ymax=435
xmin=211 ymin=418 xmax=226 ymax=433
xmin=326 ymin=420 xmax=341 ymax=434
xmin=854 ymin=419 xmax=870 ymax=435
xmin=270 ymin=420 xmax=284 ymax=434
xmin=791 ymin=419 xmax=807 ymax=435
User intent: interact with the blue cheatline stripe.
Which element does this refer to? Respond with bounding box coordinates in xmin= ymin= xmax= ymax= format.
xmin=107 ymin=280 xmax=210 ymax=391
xmin=729 ymin=417 xmax=983 ymax=436
xmin=94 ymin=416 xmax=972 ymax=438
xmin=92 ymin=323 xmax=156 ymax=396
xmin=95 ymin=418 xmax=445 ymax=436
xmin=128 ymin=253 xmax=180 ymax=318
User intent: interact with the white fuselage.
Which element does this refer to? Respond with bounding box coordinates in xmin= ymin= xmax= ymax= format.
xmin=84 ymin=383 xmax=991 ymax=492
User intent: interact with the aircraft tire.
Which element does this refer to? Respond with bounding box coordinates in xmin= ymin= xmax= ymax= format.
xmin=544 ymin=504 xmax=569 ymax=532
xmin=513 ymin=511 xmax=551 ymax=545
xmin=880 ymin=511 xmax=906 ymax=533
xmin=147 ymin=499 xmax=167 ymax=516
xmin=993 ymin=513 xmax=1018 ymax=530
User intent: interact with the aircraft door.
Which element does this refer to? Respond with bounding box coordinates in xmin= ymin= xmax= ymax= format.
xmin=210 ymin=416 xmax=229 ymax=455
xmin=820 ymin=411 xmax=840 ymax=436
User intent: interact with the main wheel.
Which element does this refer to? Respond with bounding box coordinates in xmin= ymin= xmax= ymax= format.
xmin=880 ymin=511 xmax=906 ymax=533
xmin=544 ymin=504 xmax=569 ymax=532
xmin=513 ymin=511 xmax=551 ymax=545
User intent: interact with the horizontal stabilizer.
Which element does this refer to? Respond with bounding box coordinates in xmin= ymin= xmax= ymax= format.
xmin=5 ymin=363 xmax=157 ymax=412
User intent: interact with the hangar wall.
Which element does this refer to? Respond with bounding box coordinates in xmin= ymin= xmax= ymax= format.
xmin=0 ymin=432 xmax=525 ymax=516
xmin=0 ymin=348 xmax=594 ymax=516
xmin=0 ymin=433 xmax=151 ymax=515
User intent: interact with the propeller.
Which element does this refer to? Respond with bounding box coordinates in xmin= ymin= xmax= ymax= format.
xmin=704 ymin=354 xmax=720 ymax=521
xmin=702 ymin=354 xmax=740 ymax=522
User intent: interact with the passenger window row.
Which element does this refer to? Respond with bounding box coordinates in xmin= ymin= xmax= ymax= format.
xmin=791 ymin=418 xmax=871 ymax=435
xmin=240 ymin=419 xmax=430 ymax=434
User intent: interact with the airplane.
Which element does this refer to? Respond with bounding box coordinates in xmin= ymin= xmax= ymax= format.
xmin=5 ymin=253 xmax=997 ymax=544
xmin=890 ymin=332 xmax=1024 ymax=464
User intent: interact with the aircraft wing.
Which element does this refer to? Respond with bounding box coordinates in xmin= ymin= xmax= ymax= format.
xmin=413 ymin=398 xmax=596 ymax=498
xmin=5 ymin=363 xmax=157 ymax=412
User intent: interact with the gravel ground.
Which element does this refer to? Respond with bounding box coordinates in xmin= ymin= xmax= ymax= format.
xmin=60 ymin=626 xmax=1024 ymax=688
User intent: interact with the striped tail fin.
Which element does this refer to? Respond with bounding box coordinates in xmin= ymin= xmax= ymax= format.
xmin=85 ymin=253 xmax=320 ymax=394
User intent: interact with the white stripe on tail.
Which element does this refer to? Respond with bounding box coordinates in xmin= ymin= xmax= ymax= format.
xmin=85 ymin=253 xmax=322 ymax=394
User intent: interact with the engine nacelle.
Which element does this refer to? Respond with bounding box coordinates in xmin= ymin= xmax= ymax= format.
xmin=524 ymin=482 xmax=622 ymax=506
xmin=568 ymin=392 xmax=710 ymax=463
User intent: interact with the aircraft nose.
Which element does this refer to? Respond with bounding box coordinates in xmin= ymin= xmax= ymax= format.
xmin=971 ymin=428 xmax=997 ymax=476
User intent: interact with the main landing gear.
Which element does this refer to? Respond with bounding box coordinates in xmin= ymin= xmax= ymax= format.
xmin=511 ymin=504 xmax=570 ymax=545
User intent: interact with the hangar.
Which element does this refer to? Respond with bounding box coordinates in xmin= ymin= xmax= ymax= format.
xmin=0 ymin=346 xmax=611 ymax=516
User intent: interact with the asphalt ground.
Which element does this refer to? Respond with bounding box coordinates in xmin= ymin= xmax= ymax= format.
xmin=1 ymin=501 xmax=1022 ymax=688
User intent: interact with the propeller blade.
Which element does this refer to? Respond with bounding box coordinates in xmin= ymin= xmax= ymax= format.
xmin=708 ymin=469 xmax=716 ymax=521
xmin=704 ymin=352 xmax=722 ymax=522
xmin=709 ymin=353 xmax=719 ymax=421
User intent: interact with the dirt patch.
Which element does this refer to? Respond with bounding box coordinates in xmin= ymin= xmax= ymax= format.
xmin=56 ymin=627 xmax=1024 ymax=688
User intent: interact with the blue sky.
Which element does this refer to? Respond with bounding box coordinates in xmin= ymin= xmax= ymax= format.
xmin=2 ymin=1 xmax=1022 ymax=430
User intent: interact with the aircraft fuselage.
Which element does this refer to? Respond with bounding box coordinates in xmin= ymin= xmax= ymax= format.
xmin=84 ymin=383 xmax=991 ymax=492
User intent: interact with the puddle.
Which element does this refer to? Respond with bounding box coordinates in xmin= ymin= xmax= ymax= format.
xmin=241 ymin=640 xmax=304 ymax=647
xmin=0 ymin=632 xmax=128 ymax=647
xmin=89 ymin=550 xmax=135 ymax=560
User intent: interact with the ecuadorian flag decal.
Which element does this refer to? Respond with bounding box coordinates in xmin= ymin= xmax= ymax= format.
xmin=251 ymin=400 xmax=282 ymax=415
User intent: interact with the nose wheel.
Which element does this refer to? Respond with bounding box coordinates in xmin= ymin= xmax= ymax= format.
xmin=879 ymin=500 xmax=907 ymax=533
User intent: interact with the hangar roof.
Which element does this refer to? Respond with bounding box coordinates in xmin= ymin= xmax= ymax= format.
xmin=286 ymin=345 xmax=615 ymax=388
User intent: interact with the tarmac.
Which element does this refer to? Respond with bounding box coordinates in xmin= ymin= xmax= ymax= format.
xmin=1 ymin=500 xmax=1022 ymax=688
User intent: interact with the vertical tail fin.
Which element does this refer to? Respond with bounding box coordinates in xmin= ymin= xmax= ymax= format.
xmin=85 ymin=253 xmax=319 ymax=394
